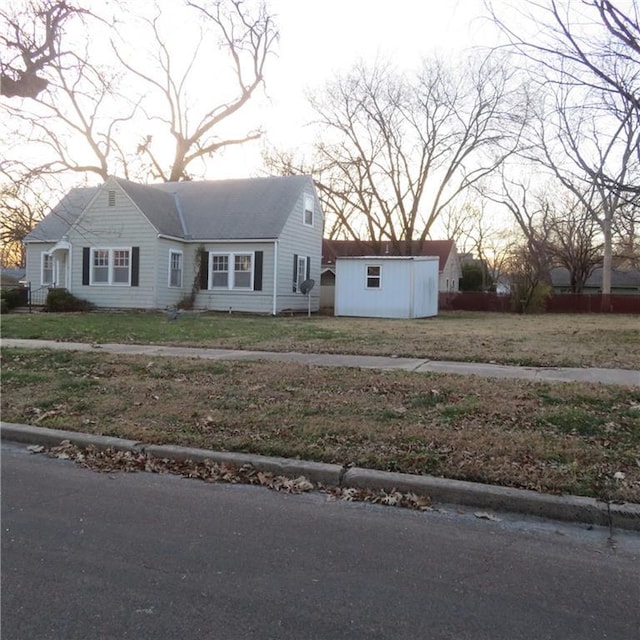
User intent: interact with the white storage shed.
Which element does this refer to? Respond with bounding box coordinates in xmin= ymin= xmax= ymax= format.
xmin=335 ymin=256 xmax=439 ymax=319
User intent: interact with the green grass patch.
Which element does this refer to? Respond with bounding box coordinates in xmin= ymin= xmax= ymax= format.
xmin=537 ymin=408 xmax=606 ymax=437
xmin=439 ymin=397 xmax=478 ymax=421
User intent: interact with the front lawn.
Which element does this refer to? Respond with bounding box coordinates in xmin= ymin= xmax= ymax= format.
xmin=2 ymin=348 xmax=638 ymax=503
xmin=2 ymin=310 xmax=639 ymax=369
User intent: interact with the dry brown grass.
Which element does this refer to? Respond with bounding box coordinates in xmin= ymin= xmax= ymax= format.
xmin=2 ymin=348 xmax=639 ymax=502
xmin=2 ymin=311 xmax=638 ymax=368
xmin=277 ymin=313 xmax=640 ymax=369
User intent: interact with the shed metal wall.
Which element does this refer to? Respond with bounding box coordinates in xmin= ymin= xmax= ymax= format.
xmin=335 ymin=257 xmax=438 ymax=319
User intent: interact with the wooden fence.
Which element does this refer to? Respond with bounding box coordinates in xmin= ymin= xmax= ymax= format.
xmin=440 ymin=292 xmax=640 ymax=314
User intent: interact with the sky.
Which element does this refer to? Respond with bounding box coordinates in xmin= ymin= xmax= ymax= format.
xmin=206 ymin=0 xmax=496 ymax=177
xmin=6 ymin=0 xmax=498 ymax=181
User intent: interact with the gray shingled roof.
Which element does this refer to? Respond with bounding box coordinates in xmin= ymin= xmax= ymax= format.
xmin=26 ymin=175 xmax=313 ymax=243
xmin=551 ymin=266 xmax=640 ymax=288
xmin=147 ymin=175 xmax=312 ymax=240
xmin=23 ymin=187 xmax=98 ymax=242
xmin=116 ymin=178 xmax=184 ymax=238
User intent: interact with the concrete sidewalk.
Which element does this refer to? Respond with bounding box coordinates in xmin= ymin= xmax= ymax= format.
xmin=2 ymin=338 xmax=639 ymax=385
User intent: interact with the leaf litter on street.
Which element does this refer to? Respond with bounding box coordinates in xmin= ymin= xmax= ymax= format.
xmin=43 ymin=440 xmax=434 ymax=511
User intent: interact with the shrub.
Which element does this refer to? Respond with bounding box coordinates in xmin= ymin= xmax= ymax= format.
xmin=0 ymin=287 xmax=27 ymax=312
xmin=45 ymin=288 xmax=94 ymax=312
xmin=510 ymin=283 xmax=552 ymax=314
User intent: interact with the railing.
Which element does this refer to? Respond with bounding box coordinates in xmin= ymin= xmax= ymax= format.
xmin=24 ymin=283 xmax=53 ymax=311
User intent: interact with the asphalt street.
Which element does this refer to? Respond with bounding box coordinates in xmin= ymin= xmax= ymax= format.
xmin=2 ymin=441 xmax=639 ymax=640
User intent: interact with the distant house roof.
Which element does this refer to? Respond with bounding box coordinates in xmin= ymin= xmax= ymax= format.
xmin=322 ymin=239 xmax=456 ymax=271
xmin=0 ymin=267 xmax=26 ymax=286
xmin=550 ymin=267 xmax=640 ymax=290
xmin=25 ymin=175 xmax=314 ymax=243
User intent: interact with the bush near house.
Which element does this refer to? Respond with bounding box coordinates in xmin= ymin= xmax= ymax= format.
xmin=0 ymin=287 xmax=27 ymax=313
xmin=45 ymin=288 xmax=94 ymax=312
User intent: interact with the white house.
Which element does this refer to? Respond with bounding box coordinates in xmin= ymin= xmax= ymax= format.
xmin=335 ymin=256 xmax=439 ymax=319
xmin=23 ymin=175 xmax=323 ymax=314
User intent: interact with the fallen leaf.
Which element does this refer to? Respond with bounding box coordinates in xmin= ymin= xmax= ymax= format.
xmin=474 ymin=511 xmax=501 ymax=522
xmin=26 ymin=444 xmax=45 ymax=453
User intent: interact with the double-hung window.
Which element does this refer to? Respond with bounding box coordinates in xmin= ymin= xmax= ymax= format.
xmin=113 ymin=250 xmax=130 ymax=284
xmin=91 ymin=248 xmax=130 ymax=285
xmin=210 ymin=252 xmax=253 ymax=290
xmin=92 ymin=249 xmax=110 ymax=283
xmin=234 ymin=254 xmax=252 ymax=288
xmin=303 ymin=194 xmax=314 ymax=226
xmin=41 ymin=253 xmax=54 ymax=285
xmin=169 ymin=250 xmax=183 ymax=288
xmin=366 ymin=265 xmax=381 ymax=289
xmin=211 ymin=254 xmax=229 ymax=288
xmin=296 ymin=255 xmax=308 ymax=292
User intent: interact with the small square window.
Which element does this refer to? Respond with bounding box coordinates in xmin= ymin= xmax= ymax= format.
xmin=366 ymin=265 xmax=381 ymax=289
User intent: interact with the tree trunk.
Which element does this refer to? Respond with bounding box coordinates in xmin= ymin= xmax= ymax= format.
xmin=601 ymin=215 xmax=612 ymax=295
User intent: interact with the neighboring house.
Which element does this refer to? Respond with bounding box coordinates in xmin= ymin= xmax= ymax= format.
xmin=321 ymin=238 xmax=461 ymax=309
xmin=23 ymin=175 xmax=323 ymax=314
xmin=550 ymin=267 xmax=640 ymax=295
xmin=335 ymin=256 xmax=439 ymax=319
xmin=0 ymin=267 xmax=26 ymax=289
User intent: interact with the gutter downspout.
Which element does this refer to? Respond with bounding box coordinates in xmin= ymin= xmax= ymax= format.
xmin=272 ymin=239 xmax=279 ymax=316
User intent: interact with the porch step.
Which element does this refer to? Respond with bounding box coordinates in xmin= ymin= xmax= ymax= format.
xmin=10 ymin=306 xmax=45 ymax=314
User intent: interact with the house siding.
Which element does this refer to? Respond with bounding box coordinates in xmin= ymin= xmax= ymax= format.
xmin=194 ymin=241 xmax=275 ymax=314
xmin=155 ymin=238 xmax=190 ymax=309
xmin=68 ymin=181 xmax=160 ymax=308
xmin=440 ymin=249 xmax=461 ymax=292
xmin=25 ymin=176 xmax=325 ymax=314
xmin=25 ymin=242 xmax=55 ymax=288
xmin=275 ymin=185 xmax=323 ymax=312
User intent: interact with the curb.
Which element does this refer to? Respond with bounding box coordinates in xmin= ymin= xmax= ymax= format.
xmin=3 ymin=422 xmax=639 ymax=531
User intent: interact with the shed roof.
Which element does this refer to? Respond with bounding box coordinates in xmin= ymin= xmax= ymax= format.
xmin=322 ymin=239 xmax=456 ymax=271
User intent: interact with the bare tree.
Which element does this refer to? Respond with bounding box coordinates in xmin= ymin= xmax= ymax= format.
xmin=613 ymin=202 xmax=640 ymax=267
xmin=3 ymin=48 xmax=138 ymax=181
xmin=2 ymin=1 xmax=278 ymax=186
xmin=267 ymin=55 xmax=521 ymax=250
xmin=546 ymin=198 xmax=603 ymax=293
xmin=488 ymin=174 xmax=604 ymax=293
xmin=505 ymin=240 xmax=553 ymax=312
xmin=0 ymin=162 xmax=64 ymax=266
xmin=0 ymin=0 xmax=91 ymax=99
xmin=118 ymin=1 xmax=278 ymax=182
xmin=486 ymin=0 xmax=640 ymax=189
xmin=486 ymin=0 xmax=640 ymax=296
